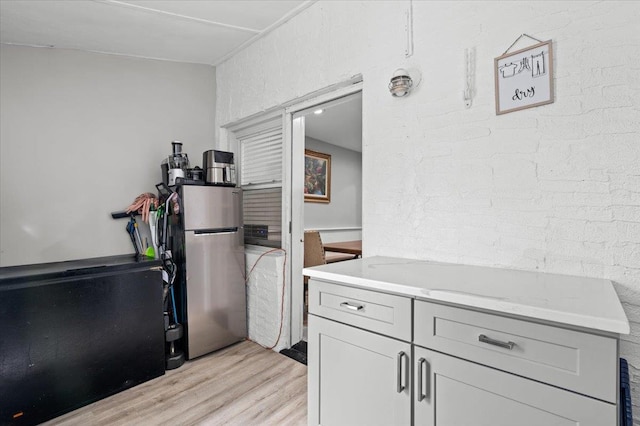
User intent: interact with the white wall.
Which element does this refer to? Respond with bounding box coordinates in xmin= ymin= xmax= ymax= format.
xmin=246 ymin=246 xmax=290 ymax=352
xmin=305 ymin=137 xmax=362 ymax=242
xmin=0 ymin=45 xmax=216 ymax=266
xmin=216 ymin=1 xmax=640 ymax=415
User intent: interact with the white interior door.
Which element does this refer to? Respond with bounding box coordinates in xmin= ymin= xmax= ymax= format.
xmin=289 ymin=115 xmax=305 ymax=344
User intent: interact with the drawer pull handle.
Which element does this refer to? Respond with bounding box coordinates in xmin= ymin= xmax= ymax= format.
xmin=417 ymin=357 xmax=428 ymax=401
xmin=478 ymin=334 xmax=515 ymax=350
xmin=340 ymin=302 xmax=364 ymax=311
xmin=397 ymin=351 xmax=407 ymax=393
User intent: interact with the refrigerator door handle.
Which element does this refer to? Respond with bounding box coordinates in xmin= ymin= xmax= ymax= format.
xmin=194 ymin=227 xmax=238 ymax=235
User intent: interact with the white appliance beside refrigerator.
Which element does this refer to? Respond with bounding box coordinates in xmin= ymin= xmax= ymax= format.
xmin=173 ymin=184 xmax=246 ymax=359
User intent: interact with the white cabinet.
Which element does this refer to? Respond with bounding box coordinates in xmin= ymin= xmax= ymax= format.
xmin=307 ymin=277 xmax=620 ymax=426
xmin=414 ymin=300 xmax=618 ymax=403
xmin=308 ymin=315 xmax=411 ymax=426
xmin=413 ymin=346 xmax=615 ymax=426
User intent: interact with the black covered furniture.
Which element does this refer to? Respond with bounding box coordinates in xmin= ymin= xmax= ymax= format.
xmin=0 ymin=255 xmax=165 ymax=425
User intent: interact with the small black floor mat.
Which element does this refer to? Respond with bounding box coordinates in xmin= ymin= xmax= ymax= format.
xmin=280 ymin=341 xmax=307 ymax=365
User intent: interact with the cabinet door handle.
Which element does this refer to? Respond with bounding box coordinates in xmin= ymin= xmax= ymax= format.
xmin=478 ymin=334 xmax=515 ymax=350
xmin=339 ymin=302 xmax=364 ymax=311
xmin=417 ymin=357 xmax=427 ymax=401
xmin=397 ymin=351 xmax=407 ymax=393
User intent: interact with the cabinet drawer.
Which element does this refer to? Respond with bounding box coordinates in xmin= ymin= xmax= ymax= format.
xmin=414 ymin=300 xmax=617 ymax=403
xmin=309 ymin=279 xmax=411 ymax=341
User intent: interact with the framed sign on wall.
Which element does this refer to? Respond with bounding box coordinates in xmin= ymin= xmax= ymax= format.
xmin=304 ymin=149 xmax=331 ymax=203
xmin=494 ymin=40 xmax=554 ymax=115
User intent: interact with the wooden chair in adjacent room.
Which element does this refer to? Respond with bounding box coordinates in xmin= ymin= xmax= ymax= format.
xmin=303 ymin=231 xmax=355 ymax=321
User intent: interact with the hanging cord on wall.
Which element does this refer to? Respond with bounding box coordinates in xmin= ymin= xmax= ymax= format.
xmin=244 ymin=248 xmax=288 ymax=351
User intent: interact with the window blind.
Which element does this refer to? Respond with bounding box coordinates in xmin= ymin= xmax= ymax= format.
xmin=239 ymin=127 xmax=282 ymax=187
xmin=236 ymin=119 xmax=283 ymax=247
xmin=243 ymin=188 xmax=282 ymax=247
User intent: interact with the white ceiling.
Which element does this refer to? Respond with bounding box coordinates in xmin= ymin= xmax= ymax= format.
xmin=0 ymin=0 xmax=314 ymax=65
xmin=305 ymin=92 xmax=362 ymax=153
xmin=0 ymin=0 xmax=361 ymax=151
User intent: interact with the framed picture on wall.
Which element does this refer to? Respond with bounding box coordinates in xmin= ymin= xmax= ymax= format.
xmin=304 ymin=149 xmax=331 ymax=203
xmin=494 ymin=40 xmax=554 ymax=115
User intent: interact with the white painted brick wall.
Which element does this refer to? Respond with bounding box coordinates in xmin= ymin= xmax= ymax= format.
xmin=245 ymin=246 xmax=290 ymax=352
xmin=217 ymin=1 xmax=640 ymax=419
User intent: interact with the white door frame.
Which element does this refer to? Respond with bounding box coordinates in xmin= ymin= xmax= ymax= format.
xmin=284 ymin=80 xmax=363 ymax=344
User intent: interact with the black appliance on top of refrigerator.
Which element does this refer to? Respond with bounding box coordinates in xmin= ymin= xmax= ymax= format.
xmin=170 ymin=183 xmax=246 ymax=359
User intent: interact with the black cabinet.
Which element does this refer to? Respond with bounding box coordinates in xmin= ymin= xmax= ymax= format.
xmin=0 ymin=255 xmax=165 ymax=425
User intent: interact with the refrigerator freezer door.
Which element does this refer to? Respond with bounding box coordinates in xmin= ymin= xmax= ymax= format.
xmin=182 ymin=185 xmax=242 ymax=231
xmin=184 ymin=229 xmax=246 ymax=359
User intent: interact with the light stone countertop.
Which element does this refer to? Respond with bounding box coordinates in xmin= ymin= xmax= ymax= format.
xmin=303 ymin=256 xmax=630 ymax=335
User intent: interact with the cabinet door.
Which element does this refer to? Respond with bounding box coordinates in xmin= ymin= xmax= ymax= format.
xmin=413 ymin=346 xmax=615 ymax=426
xmin=308 ymin=315 xmax=411 ymax=426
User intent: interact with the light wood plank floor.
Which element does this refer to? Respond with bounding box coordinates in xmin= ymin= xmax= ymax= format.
xmin=44 ymin=340 xmax=307 ymax=426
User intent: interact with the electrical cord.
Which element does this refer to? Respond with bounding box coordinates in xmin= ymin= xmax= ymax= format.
xmin=244 ymin=248 xmax=288 ymax=350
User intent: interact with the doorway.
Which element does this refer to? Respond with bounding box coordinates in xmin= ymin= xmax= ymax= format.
xmin=287 ymin=86 xmax=363 ymax=344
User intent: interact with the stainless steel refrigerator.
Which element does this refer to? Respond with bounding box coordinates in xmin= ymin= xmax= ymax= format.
xmin=173 ymin=184 xmax=246 ymax=360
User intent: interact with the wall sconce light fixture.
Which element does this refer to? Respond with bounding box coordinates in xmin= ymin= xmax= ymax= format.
xmin=389 ymin=68 xmax=414 ymax=97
